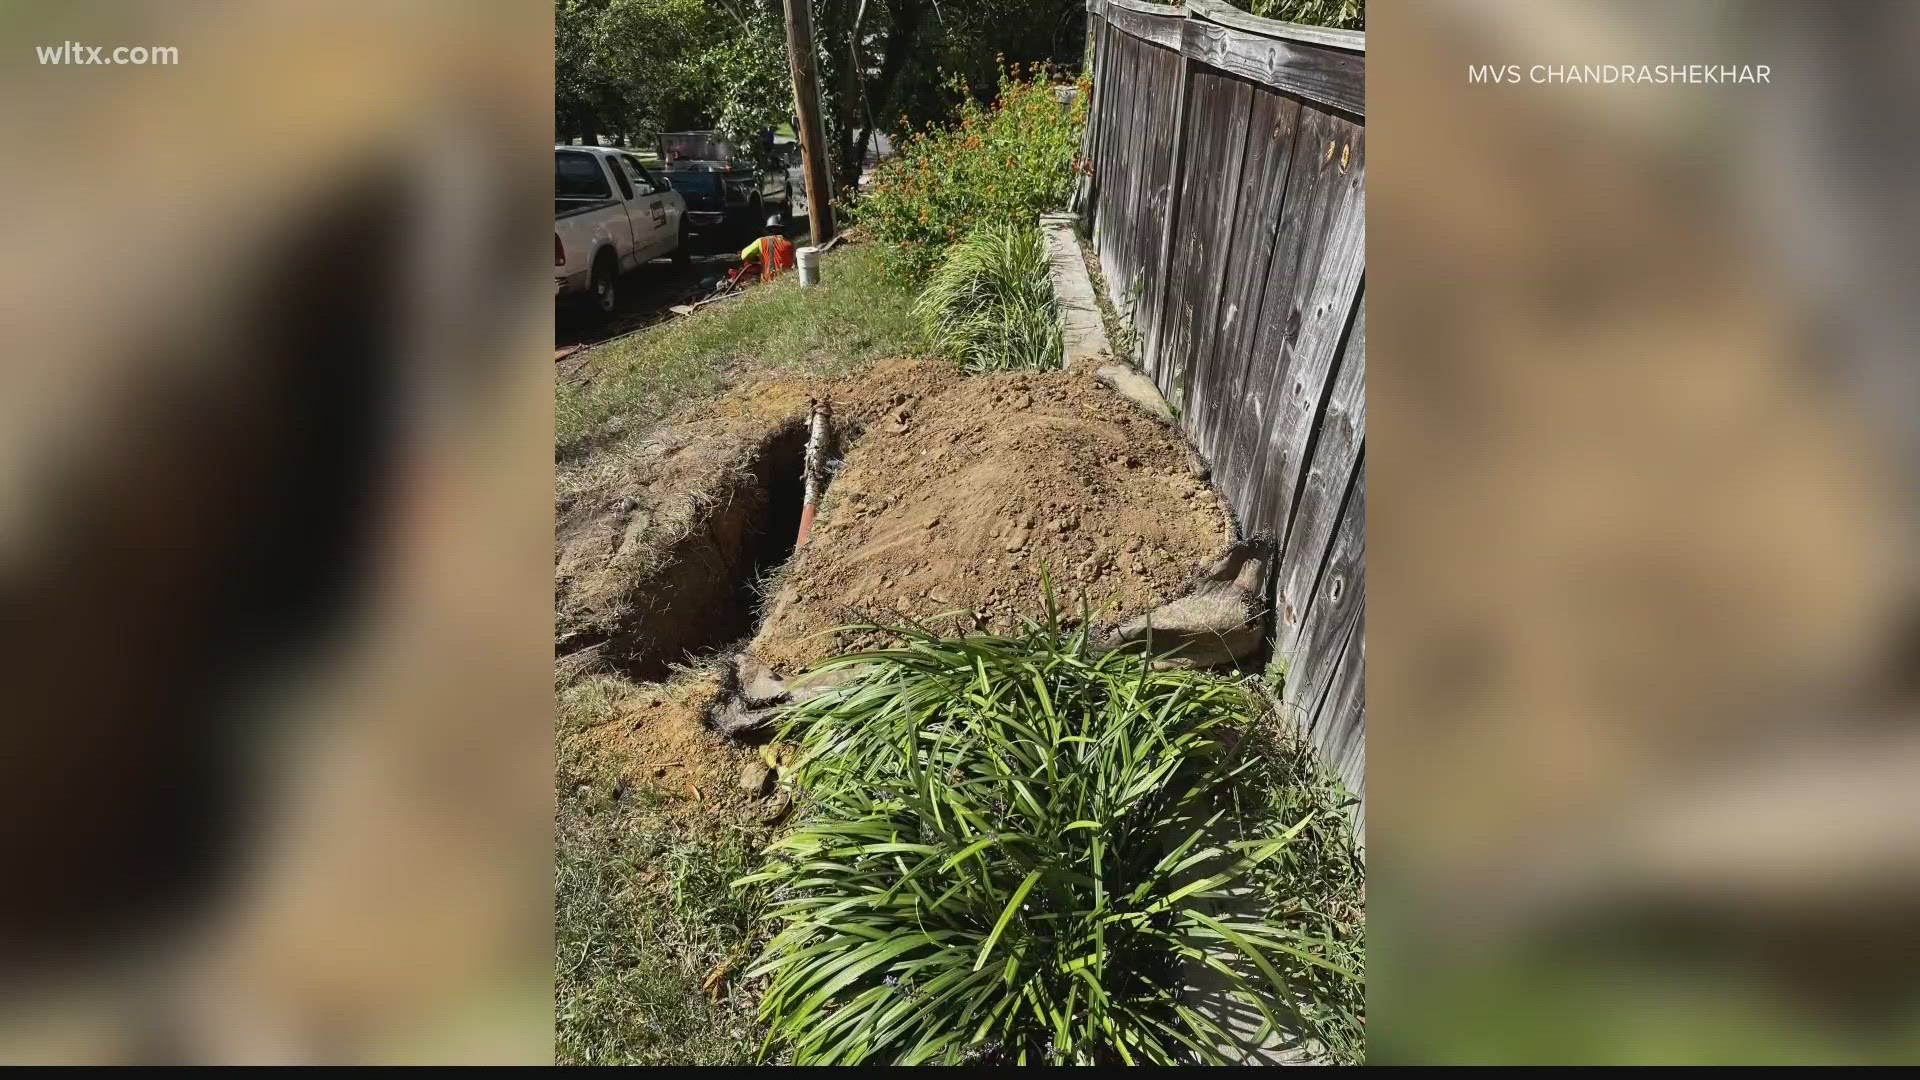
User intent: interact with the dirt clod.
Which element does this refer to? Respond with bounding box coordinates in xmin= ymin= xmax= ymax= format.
xmin=739 ymin=761 xmax=773 ymax=797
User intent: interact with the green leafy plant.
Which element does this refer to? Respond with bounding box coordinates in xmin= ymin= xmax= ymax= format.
xmin=1241 ymin=0 xmax=1366 ymax=31
xmin=736 ymin=604 xmax=1362 ymax=1064
xmin=851 ymin=63 xmax=1087 ymax=280
xmin=912 ymin=223 xmax=1062 ymax=373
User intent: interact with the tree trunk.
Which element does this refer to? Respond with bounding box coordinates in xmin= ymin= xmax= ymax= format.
xmin=836 ymin=1 xmax=921 ymax=192
xmin=833 ymin=8 xmax=862 ymax=194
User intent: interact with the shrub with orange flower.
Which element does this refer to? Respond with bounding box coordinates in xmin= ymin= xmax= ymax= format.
xmin=844 ymin=62 xmax=1086 ymax=281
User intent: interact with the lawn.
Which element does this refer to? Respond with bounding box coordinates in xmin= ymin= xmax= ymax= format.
xmin=556 ymin=241 xmax=924 ymax=462
xmin=555 ymin=676 xmax=772 ymax=1066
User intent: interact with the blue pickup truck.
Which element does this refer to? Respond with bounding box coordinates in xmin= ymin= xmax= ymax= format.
xmin=656 ymin=130 xmax=796 ymax=238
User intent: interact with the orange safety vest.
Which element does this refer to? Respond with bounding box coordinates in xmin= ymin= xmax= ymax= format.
xmin=739 ymin=235 xmax=797 ymax=275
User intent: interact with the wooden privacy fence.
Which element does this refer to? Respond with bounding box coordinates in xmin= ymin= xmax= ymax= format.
xmin=1079 ymin=0 xmax=1365 ymax=833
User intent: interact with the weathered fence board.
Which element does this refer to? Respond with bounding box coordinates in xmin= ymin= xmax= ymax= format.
xmin=1181 ymin=20 xmax=1364 ymax=117
xmin=1107 ymin=0 xmax=1183 ymax=49
xmin=1116 ymin=42 xmax=1172 ymax=315
xmin=1184 ymin=0 xmax=1365 ymax=53
xmin=1092 ymin=20 xmax=1135 ymax=302
xmin=1196 ymin=87 xmax=1301 ymax=474
xmin=1236 ymin=111 xmax=1364 ymax=539
xmin=1216 ymin=102 xmax=1337 ymax=507
xmin=1251 ymin=123 xmax=1364 ymax=541
xmin=1276 ymin=296 xmax=1363 ymax=661
xmin=1157 ymin=70 xmax=1253 ymax=410
xmin=1082 ymin=0 xmax=1365 ymax=835
xmin=1314 ymin=609 xmax=1365 ymax=834
xmin=1283 ymin=464 xmax=1363 ymax=733
xmin=1130 ymin=43 xmax=1184 ymax=324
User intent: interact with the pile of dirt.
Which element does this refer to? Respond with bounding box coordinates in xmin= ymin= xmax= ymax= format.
xmin=558 ymin=356 xmax=1238 ymax=797
xmin=554 ymin=358 xmax=961 ymax=678
xmin=747 ymin=365 xmax=1235 ymax=676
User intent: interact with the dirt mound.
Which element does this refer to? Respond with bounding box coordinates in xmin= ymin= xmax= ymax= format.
xmin=554 ymin=358 xmax=961 ymax=678
xmin=748 ymin=367 xmax=1235 ymax=675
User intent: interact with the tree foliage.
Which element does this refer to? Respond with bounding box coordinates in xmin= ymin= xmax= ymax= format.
xmin=1237 ymin=0 xmax=1365 ymax=31
xmin=556 ymin=0 xmax=1089 ymax=188
xmin=555 ymin=0 xmax=789 ymax=153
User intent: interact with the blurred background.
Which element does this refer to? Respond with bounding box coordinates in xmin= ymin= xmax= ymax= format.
xmin=0 ymin=1 xmax=552 ymax=1063
xmin=1371 ymin=0 xmax=1920 ymax=1064
xmin=7 ymin=0 xmax=1918 ymax=1064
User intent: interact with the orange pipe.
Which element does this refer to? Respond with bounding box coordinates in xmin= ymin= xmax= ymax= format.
xmin=795 ymin=399 xmax=831 ymax=548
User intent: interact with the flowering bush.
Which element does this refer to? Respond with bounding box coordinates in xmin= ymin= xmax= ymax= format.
xmin=851 ymin=64 xmax=1087 ymax=280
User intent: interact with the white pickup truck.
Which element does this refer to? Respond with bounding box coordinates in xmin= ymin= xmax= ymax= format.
xmin=555 ymin=145 xmax=688 ymax=319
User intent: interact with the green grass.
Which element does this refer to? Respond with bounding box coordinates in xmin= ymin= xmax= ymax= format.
xmin=913 ymin=223 xmax=1063 ymax=374
xmin=557 ymin=241 xmax=924 ymax=459
xmin=554 ymin=675 xmax=775 ymax=1066
xmin=736 ymin=605 xmax=1365 ymax=1064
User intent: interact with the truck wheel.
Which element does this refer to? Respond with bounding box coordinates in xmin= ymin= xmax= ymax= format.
xmin=779 ymin=184 xmax=793 ymax=227
xmin=588 ymin=252 xmax=618 ymax=321
xmin=672 ymin=220 xmax=691 ymax=267
xmin=746 ymin=195 xmax=765 ymax=240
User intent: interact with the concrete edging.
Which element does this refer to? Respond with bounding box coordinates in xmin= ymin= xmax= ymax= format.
xmin=1040 ymin=212 xmax=1177 ymax=426
xmin=1039 ymin=212 xmax=1111 ymax=366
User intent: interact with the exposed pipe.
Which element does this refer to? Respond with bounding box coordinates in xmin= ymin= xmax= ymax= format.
xmin=794 ymin=398 xmax=832 ymax=547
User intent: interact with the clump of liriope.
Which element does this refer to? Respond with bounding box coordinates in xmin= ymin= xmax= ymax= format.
xmin=912 ymin=223 xmax=1063 ymax=373
xmin=735 ymin=600 xmax=1362 ymax=1064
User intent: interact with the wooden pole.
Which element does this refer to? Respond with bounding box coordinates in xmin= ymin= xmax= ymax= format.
xmin=781 ymin=0 xmax=835 ymax=245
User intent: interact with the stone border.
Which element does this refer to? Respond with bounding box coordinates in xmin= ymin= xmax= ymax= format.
xmin=1041 ymin=212 xmax=1178 ymax=427
xmin=1039 ymin=212 xmax=1111 ymax=365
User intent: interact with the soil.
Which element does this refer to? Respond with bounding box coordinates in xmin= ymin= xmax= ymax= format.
xmin=554 ymin=357 xmax=962 ymax=678
xmin=572 ymin=672 xmax=773 ymax=819
xmin=747 ymin=364 xmax=1234 ymax=675
xmin=557 ymin=355 xmax=1234 ymax=799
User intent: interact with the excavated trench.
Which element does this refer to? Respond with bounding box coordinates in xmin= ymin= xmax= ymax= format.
xmin=556 ymin=422 xmax=808 ymax=682
xmin=557 ymin=361 xmax=1261 ymax=710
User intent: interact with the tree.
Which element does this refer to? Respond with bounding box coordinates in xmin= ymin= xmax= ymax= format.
xmin=555 ymin=0 xmax=621 ymax=144
xmin=554 ymin=0 xmax=1090 ymax=183
xmin=554 ymin=0 xmax=788 ymax=150
xmin=809 ymin=0 xmax=1086 ymax=193
xmin=1239 ymin=0 xmax=1365 ymax=30
xmin=676 ymin=8 xmax=793 ymax=155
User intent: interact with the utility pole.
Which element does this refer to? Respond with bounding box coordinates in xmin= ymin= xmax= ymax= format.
xmin=782 ymin=0 xmax=835 ymax=245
